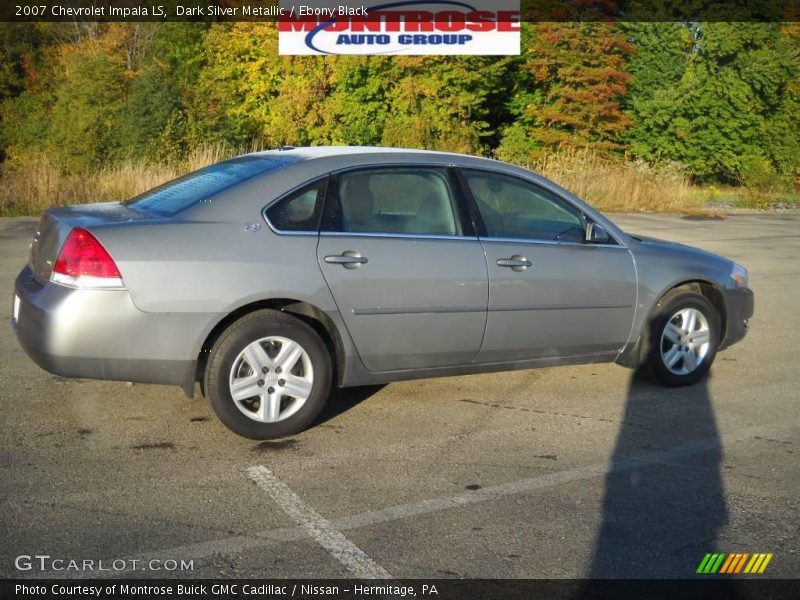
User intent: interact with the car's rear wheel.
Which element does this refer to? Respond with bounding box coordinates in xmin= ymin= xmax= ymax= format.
xmin=205 ymin=309 xmax=332 ymax=439
xmin=645 ymin=290 xmax=720 ymax=386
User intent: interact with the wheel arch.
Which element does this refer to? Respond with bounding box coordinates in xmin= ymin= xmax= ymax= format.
xmin=195 ymin=298 xmax=347 ymax=395
xmin=618 ymin=278 xmax=727 ymax=369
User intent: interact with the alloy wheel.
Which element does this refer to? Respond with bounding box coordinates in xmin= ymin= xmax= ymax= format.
xmin=228 ymin=336 xmax=314 ymax=423
xmin=659 ymin=308 xmax=712 ymax=376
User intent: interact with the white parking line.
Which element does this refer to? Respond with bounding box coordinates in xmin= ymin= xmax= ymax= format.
xmin=34 ymin=420 xmax=788 ymax=579
xmin=245 ymin=465 xmax=393 ymax=579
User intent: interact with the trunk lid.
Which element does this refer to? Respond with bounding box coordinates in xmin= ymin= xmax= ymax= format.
xmin=30 ymin=202 xmax=150 ymax=281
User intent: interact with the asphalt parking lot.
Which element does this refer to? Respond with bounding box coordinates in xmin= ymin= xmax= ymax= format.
xmin=0 ymin=213 xmax=798 ymax=580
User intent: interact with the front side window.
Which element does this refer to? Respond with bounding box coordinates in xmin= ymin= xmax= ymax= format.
xmin=266 ymin=180 xmax=326 ymax=232
xmin=462 ymin=169 xmax=585 ymax=243
xmin=327 ymin=168 xmax=462 ymax=236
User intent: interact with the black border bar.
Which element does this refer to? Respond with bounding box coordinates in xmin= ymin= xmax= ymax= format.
xmin=1 ymin=1 xmax=798 ymax=23
xmin=3 ymin=579 xmax=800 ymax=600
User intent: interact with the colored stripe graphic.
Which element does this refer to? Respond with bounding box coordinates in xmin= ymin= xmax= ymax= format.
xmin=744 ymin=553 xmax=774 ymax=574
xmin=696 ymin=553 xmax=714 ymax=573
xmin=745 ymin=554 xmax=757 ymax=573
xmin=758 ymin=554 xmax=773 ymax=573
xmin=745 ymin=554 xmax=760 ymax=573
xmin=697 ymin=552 xmax=772 ymax=574
xmin=720 ymin=554 xmax=736 ymax=573
xmin=733 ymin=553 xmax=749 ymax=573
xmin=698 ymin=553 xmax=727 ymax=573
xmin=710 ymin=554 xmax=726 ymax=573
xmin=722 ymin=553 xmax=744 ymax=573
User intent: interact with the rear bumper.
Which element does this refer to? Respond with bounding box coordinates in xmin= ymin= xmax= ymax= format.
xmin=12 ymin=266 xmax=204 ymax=392
xmin=721 ymin=286 xmax=754 ymax=349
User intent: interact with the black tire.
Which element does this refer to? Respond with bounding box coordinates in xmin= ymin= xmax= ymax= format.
xmin=644 ymin=290 xmax=721 ymax=387
xmin=205 ymin=309 xmax=332 ymax=439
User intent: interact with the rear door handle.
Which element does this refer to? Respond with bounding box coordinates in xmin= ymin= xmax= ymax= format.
xmin=324 ymin=251 xmax=368 ymax=269
xmin=496 ymin=255 xmax=532 ymax=271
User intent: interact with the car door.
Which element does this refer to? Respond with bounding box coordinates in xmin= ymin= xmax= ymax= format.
xmin=458 ymin=168 xmax=637 ymax=363
xmin=317 ymin=166 xmax=488 ymax=372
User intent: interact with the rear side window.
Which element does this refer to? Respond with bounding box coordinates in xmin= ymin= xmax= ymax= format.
xmin=124 ymin=156 xmax=294 ymax=217
xmin=266 ymin=180 xmax=326 ymax=232
xmin=325 ymin=168 xmax=461 ymax=236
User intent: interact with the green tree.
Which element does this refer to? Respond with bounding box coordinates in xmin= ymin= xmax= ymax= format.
xmin=763 ymin=23 xmax=800 ymax=183
xmin=0 ymin=23 xmax=37 ymax=101
xmin=380 ymin=56 xmax=509 ymax=153
xmin=316 ymin=56 xmax=393 ymax=146
xmin=627 ymin=22 xmax=799 ymax=183
xmin=133 ymin=23 xmax=208 ymax=162
xmin=0 ymin=24 xmax=64 ymax=161
xmin=622 ymin=22 xmax=690 ymax=107
xmin=195 ymin=24 xmax=510 ymax=153
xmin=194 ymin=23 xmax=328 ymax=147
xmin=116 ymin=65 xmax=180 ymax=160
xmin=49 ymin=49 xmax=126 ymax=169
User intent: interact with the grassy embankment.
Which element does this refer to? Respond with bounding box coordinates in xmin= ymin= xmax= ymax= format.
xmin=0 ymin=145 xmax=795 ymax=217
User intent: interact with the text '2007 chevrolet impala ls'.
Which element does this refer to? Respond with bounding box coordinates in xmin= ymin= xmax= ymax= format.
xmin=12 ymin=147 xmax=754 ymax=439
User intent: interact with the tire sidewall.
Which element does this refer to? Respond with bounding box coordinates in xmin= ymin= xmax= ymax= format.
xmin=206 ymin=310 xmax=332 ymax=439
xmin=646 ymin=292 xmax=720 ymax=387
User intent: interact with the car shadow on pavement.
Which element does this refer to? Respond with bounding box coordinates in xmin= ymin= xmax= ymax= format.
xmin=583 ymin=369 xmax=740 ymax=589
xmin=314 ymin=384 xmax=386 ymax=426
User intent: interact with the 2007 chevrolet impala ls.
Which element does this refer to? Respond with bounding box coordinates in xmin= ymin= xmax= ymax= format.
xmin=12 ymin=147 xmax=754 ymax=439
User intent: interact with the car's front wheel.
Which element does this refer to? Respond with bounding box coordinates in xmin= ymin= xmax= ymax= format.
xmin=645 ymin=290 xmax=720 ymax=386
xmin=205 ymin=309 xmax=332 ymax=439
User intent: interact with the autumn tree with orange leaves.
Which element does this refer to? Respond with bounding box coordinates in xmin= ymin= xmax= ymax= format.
xmin=498 ymin=22 xmax=633 ymax=164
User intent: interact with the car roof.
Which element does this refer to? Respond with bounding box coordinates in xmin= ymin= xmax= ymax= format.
xmin=197 ymin=146 xmax=631 ymax=244
xmin=245 ymin=145 xmax=483 ymax=162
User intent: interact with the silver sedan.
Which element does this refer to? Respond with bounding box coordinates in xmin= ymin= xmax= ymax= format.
xmin=12 ymin=147 xmax=754 ymax=439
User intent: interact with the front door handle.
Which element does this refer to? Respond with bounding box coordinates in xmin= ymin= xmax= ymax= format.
xmin=497 ymin=255 xmax=532 ymax=271
xmin=324 ymin=251 xmax=368 ymax=269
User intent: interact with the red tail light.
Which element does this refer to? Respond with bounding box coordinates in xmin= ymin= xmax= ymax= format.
xmin=51 ymin=228 xmax=124 ymax=288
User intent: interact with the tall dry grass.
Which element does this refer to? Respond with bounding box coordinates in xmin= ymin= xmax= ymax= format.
xmin=526 ymin=148 xmax=706 ymax=214
xmin=1 ymin=144 xmax=708 ymax=216
xmin=0 ymin=144 xmax=247 ymax=216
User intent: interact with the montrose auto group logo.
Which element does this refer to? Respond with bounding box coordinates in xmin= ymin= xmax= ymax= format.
xmin=278 ymin=1 xmax=520 ymax=55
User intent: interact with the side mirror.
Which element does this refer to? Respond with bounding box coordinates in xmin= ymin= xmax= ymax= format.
xmin=585 ymin=222 xmax=610 ymax=244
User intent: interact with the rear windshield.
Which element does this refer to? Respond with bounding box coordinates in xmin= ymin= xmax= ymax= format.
xmin=123 ymin=156 xmax=294 ymax=216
